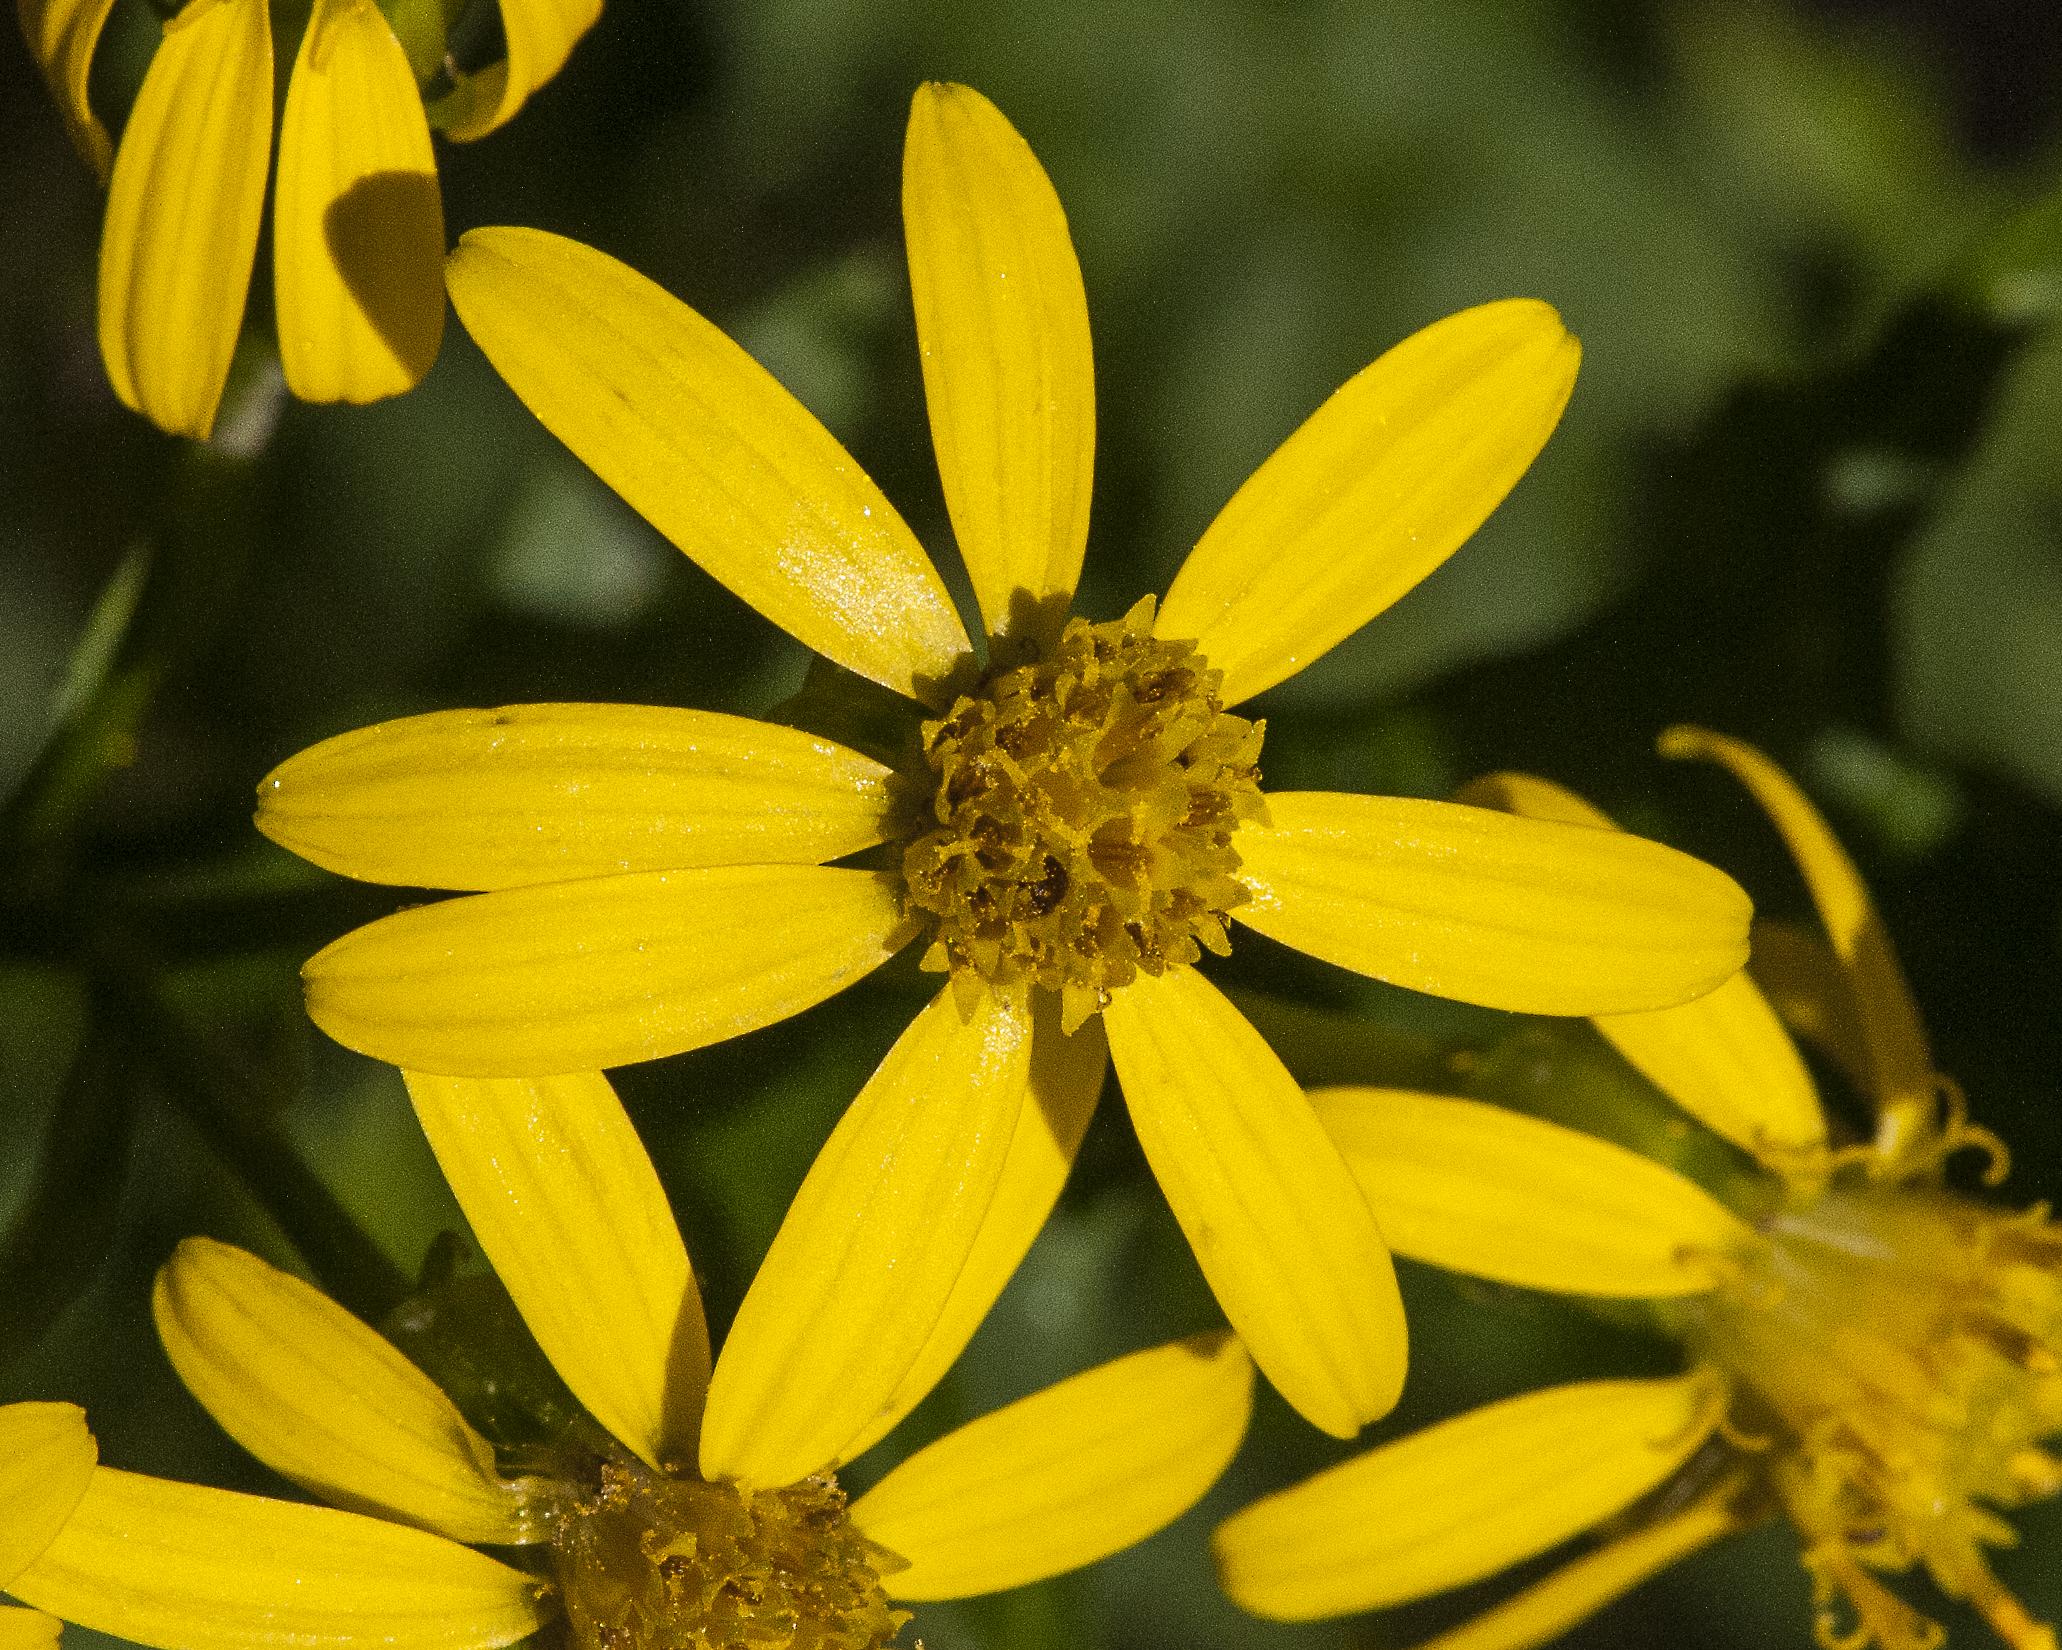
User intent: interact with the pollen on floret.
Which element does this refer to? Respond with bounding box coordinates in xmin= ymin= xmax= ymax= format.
xmin=552 ymin=1455 xmax=911 ymax=1650
xmin=898 ymin=594 xmax=1267 ymax=1032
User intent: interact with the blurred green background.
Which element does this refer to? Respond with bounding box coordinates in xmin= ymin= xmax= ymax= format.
xmin=6 ymin=2 xmax=2062 ymax=1648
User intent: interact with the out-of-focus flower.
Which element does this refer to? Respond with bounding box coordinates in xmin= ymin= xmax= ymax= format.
xmin=0 ymin=1402 xmax=96 ymax=1650
xmin=19 ymin=0 xmax=600 ymax=437
xmin=8 ymin=1067 xmax=1252 ymax=1650
xmin=1213 ymin=729 xmax=2062 ymax=1650
xmin=255 ymin=81 xmax=1753 ymax=1443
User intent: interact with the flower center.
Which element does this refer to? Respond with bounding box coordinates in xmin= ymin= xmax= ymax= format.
xmin=1671 ymin=1180 xmax=2062 ymax=1650
xmin=898 ymin=595 xmax=1267 ymax=1031
xmin=552 ymin=1459 xmax=910 ymax=1650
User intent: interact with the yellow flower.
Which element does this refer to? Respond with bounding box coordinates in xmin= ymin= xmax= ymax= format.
xmin=1212 ymin=729 xmax=2062 ymax=1650
xmin=19 ymin=0 xmax=600 ymax=438
xmin=7 ymin=1067 xmax=1253 ymax=1650
xmin=1 ymin=1401 xmax=97 ymax=1650
xmin=253 ymin=81 xmax=1751 ymax=1441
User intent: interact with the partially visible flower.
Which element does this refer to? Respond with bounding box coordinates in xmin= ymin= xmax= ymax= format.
xmin=1212 ymin=729 xmax=2062 ymax=1650
xmin=255 ymin=82 xmax=1752 ymax=1443
xmin=8 ymin=1066 xmax=1252 ymax=1650
xmin=0 ymin=1401 xmax=96 ymax=1649
xmin=19 ymin=0 xmax=599 ymax=437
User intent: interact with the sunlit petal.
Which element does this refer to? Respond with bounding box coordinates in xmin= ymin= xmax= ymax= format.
xmin=403 ymin=1072 xmax=707 ymax=1472
xmin=1310 ymin=1088 xmax=1759 ymax=1297
xmin=1212 ymin=1371 xmax=1726 ymax=1620
xmin=303 ymin=865 xmax=907 ymax=1075
xmin=0 ymin=1403 xmax=95 ymax=1589
xmin=98 ymin=0 xmax=272 ymax=439
xmin=701 ymin=988 xmax=1032 ymax=1488
xmin=445 ymin=228 xmax=970 ymax=704
xmin=1234 ymin=792 xmax=1750 ymax=1015
xmin=0 ymin=1607 xmax=60 ymax=1650
xmin=902 ymin=81 xmax=1092 ymax=648
xmin=1158 ymin=300 xmax=1578 ymax=706
xmin=10 ymin=1469 xmax=549 ymax=1650
xmin=153 ymin=1238 xmax=538 ymax=1542
xmin=1458 ymin=771 xmax=1825 ymax=1157
xmin=1409 ymin=1473 xmax=1752 ymax=1650
xmin=273 ymin=0 xmax=443 ymax=404
xmin=20 ymin=0 xmax=120 ymax=178
xmin=257 ymin=704 xmax=894 ymax=889
xmin=1104 ymin=967 xmax=1404 ymax=1438
xmin=1660 ymin=727 xmax=1934 ymax=1156
xmin=836 ymin=993 xmax=1105 ymax=1463
xmin=430 ymin=0 xmax=598 ymax=140
xmin=853 ymin=1331 xmax=1251 ymax=1599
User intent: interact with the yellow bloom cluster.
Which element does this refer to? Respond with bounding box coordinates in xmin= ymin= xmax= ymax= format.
xmin=20 ymin=0 xmax=600 ymax=437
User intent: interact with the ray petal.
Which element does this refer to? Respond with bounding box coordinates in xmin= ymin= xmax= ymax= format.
xmin=1233 ymin=792 xmax=1750 ymax=1015
xmin=430 ymin=0 xmax=599 ymax=141
xmin=1104 ymin=967 xmax=1404 ymax=1438
xmin=445 ymin=228 xmax=970 ymax=703
xmin=403 ymin=1072 xmax=708 ymax=1471
xmin=1212 ymin=1371 xmax=1726 ymax=1620
xmin=1157 ymin=300 xmax=1578 ymax=706
xmin=302 ymin=865 xmax=907 ymax=1075
xmin=153 ymin=1238 xmax=539 ymax=1542
xmin=853 ymin=1331 xmax=1252 ymax=1599
xmin=20 ymin=0 xmax=120 ymax=178
xmin=257 ymin=704 xmax=895 ymax=889
xmin=0 ymin=1607 xmax=61 ymax=1650
xmin=0 ymin=1403 xmax=95 ymax=1589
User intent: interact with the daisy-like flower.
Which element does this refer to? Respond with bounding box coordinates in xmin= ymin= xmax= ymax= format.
xmin=254 ymin=82 xmax=1751 ymax=1441
xmin=1 ymin=1402 xmax=97 ymax=1650
xmin=20 ymin=0 xmax=600 ymax=438
xmin=7 ymin=1066 xmax=1253 ymax=1650
xmin=1213 ymin=729 xmax=2062 ymax=1650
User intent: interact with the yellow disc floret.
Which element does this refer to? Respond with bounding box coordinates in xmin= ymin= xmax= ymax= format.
xmin=900 ymin=595 xmax=1267 ymax=1032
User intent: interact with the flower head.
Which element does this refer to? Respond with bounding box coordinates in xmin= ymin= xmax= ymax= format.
xmin=1212 ymin=730 xmax=2062 ymax=1650
xmin=6 ymin=1067 xmax=1252 ymax=1650
xmin=20 ymin=0 xmax=600 ymax=437
xmin=253 ymin=83 xmax=1752 ymax=1441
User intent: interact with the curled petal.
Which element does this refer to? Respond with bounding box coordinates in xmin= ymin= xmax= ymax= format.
xmin=303 ymin=865 xmax=908 ymax=1076
xmin=1159 ymin=299 xmax=1579 ymax=707
xmin=700 ymin=988 xmax=1032 ymax=1488
xmin=853 ymin=1331 xmax=1252 ymax=1599
xmin=430 ymin=0 xmax=599 ymax=141
xmin=274 ymin=0 xmax=444 ymax=404
xmin=20 ymin=0 xmax=120 ymax=178
xmin=1212 ymin=1371 xmax=1727 ymax=1620
xmin=445 ymin=228 xmax=970 ymax=703
xmin=903 ymin=82 xmax=1092 ymax=648
xmin=1234 ymin=792 xmax=1750 ymax=1015
xmin=153 ymin=1238 xmax=539 ymax=1542
xmin=0 ymin=1403 xmax=95 ymax=1589
xmin=258 ymin=704 xmax=894 ymax=889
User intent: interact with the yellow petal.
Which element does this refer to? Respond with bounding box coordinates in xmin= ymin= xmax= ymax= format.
xmin=1234 ymin=792 xmax=1750 ymax=1015
xmin=837 ymin=992 xmax=1107 ymax=1462
xmin=20 ymin=0 xmax=120 ymax=178
xmin=1408 ymin=1472 xmax=1751 ymax=1650
xmin=1459 ymin=771 xmax=1826 ymax=1159
xmin=445 ymin=228 xmax=970 ymax=704
xmin=9 ymin=1468 xmax=550 ymax=1650
xmin=273 ymin=0 xmax=444 ymax=404
xmin=257 ymin=704 xmax=894 ymax=889
xmin=1212 ymin=1370 xmax=1726 ymax=1620
xmin=97 ymin=0 xmax=273 ymax=439
xmin=1104 ymin=967 xmax=1404 ymax=1439
xmin=0 ymin=1608 xmax=60 ymax=1650
xmin=700 ymin=987 xmax=1032 ymax=1488
xmin=430 ymin=0 xmax=599 ymax=141
xmin=1309 ymin=1088 xmax=1760 ymax=1296
xmin=1659 ymin=727 xmax=1935 ymax=1158
xmin=402 ymin=1072 xmax=707 ymax=1472
xmin=0 ymin=1404 xmax=95 ymax=1589
xmin=1746 ymin=919 xmax=1877 ymax=1099
xmin=852 ymin=1330 xmax=1252 ymax=1600
xmin=151 ymin=1237 xmax=538 ymax=1543
xmin=1157 ymin=300 xmax=1579 ymax=707
xmin=303 ymin=865 xmax=907 ymax=1075
xmin=902 ymin=82 xmax=1092 ymax=649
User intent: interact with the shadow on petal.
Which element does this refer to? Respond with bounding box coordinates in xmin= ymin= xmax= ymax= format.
xmin=325 ymin=168 xmax=446 ymax=385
